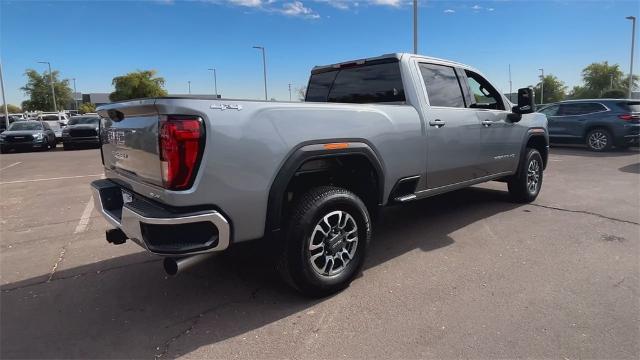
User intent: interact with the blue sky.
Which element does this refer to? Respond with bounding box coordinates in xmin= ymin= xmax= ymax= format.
xmin=1 ymin=0 xmax=638 ymax=105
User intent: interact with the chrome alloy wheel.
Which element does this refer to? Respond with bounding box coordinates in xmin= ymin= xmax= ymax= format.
xmin=588 ymin=131 xmax=608 ymax=150
xmin=308 ymin=210 xmax=359 ymax=277
xmin=526 ymin=158 xmax=541 ymax=194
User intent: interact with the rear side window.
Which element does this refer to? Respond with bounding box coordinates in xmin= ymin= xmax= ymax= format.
xmin=618 ymin=101 xmax=640 ymax=113
xmin=559 ymin=103 xmax=606 ymax=116
xmin=419 ymin=63 xmax=465 ymax=108
xmin=306 ymin=61 xmax=405 ymax=104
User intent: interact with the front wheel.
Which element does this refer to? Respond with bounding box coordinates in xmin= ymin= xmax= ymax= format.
xmin=508 ymin=148 xmax=543 ymax=203
xmin=279 ymin=186 xmax=371 ymax=297
xmin=586 ymin=128 xmax=612 ymax=152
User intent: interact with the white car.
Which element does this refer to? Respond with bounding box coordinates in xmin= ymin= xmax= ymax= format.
xmin=37 ymin=113 xmax=69 ymax=141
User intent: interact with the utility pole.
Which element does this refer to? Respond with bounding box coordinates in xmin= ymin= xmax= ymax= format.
xmin=38 ymin=61 xmax=57 ymax=113
xmin=413 ymin=0 xmax=418 ymax=54
xmin=538 ymin=68 xmax=544 ymax=105
xmin=72 ymin=78 xmax=78 ymax=111
xmin=208 ymin=68 xmax=218 ymax=98
xmin=0 ymin=61 xmax=9 ymax=129
xmin=626 ymin=16 xmax=636 ymax=98
xmin=188 ymin=81 xmax=191 ymax=95
xmin=288 ymin=83 xmax=292 ymax=101
xmin=508 ymin=64 xmax=513 ymax=102
xmin=253 ymin=46 xmax=268 ymax=100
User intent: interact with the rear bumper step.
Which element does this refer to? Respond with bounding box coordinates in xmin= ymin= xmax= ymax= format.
xmin=91 ymin=179 xmax=230 ymax=256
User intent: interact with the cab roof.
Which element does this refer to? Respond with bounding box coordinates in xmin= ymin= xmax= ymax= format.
xmin=311 ymin=53 xmax=469 ymax=74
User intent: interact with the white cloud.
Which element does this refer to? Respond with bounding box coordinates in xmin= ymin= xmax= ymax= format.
xmin=281 ymin=1 xmax=320 ymax=18
xmin=316 ymin=0 xmax=351 ymax=10
xmin=444 ymin=9 xmax=455 ymax=13
xmin=229 ymin=0 xmax=263 ymax=6
xmin=471 ymin=4 xmax=482 ymax=10
xmin=371 ymin=0 xmax=402 ymax=7
xmin=488 ymin=7 xmax=495 ymax=11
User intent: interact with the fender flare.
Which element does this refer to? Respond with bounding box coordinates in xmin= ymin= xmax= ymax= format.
xmin=265 ymin=139 xmax=385 ymax=237
xmin=519 ymin=129 xmax=549 ymax=172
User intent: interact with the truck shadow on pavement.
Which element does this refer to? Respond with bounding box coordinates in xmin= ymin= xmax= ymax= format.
xmin=1 ymin=187 xmax=519 ymax=359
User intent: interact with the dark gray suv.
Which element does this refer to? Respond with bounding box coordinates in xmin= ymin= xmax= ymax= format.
xmin=538 ymin=99 xmax=640 ymax=151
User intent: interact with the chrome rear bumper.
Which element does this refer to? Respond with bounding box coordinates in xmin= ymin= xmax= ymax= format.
xmin=91 ymin=179 xmax=230 ymax=256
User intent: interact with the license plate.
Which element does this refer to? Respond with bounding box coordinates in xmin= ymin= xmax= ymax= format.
xmin=122 ymin=191 xmax=133 ymax=204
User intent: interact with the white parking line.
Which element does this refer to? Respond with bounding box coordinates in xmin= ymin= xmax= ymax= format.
xmin=0 ymin=174 xmax=102 ymax=185
xmin=0 ymin=162 xmax=22 ymax=171
xmin=74 ymin=196 xmax=95 ymax=234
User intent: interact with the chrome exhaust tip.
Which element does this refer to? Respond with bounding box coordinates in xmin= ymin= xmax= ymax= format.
xmin=163 ymin=253 xmax=213 ymax=275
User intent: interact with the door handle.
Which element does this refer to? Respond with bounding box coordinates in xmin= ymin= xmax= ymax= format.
xmin=481 ymin=120 xmax=493 ymax=127
xmin=429 ymin=119 xmax=445 ymax=128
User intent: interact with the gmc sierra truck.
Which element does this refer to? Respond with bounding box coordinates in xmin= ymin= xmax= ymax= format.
xmin=92 ymin=53 xmax=548 ymax=297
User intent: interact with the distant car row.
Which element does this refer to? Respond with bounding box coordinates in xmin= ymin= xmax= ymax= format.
xmin=538 ymin=99 xmax=640 ymax=151
xmin=0 ymin=114 xmax=100 ymax=153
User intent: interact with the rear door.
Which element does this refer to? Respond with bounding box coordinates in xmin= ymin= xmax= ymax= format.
xmin=97 ymin=101 xmax=163 ymax=187
xmin=418 ymin=62 xmax=485 ymax=189
xmin=556 ymin=102 xmax=608 ymax=138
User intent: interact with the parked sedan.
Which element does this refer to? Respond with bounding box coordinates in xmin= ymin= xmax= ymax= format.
xmin=62 ymin=115 xmax=100 ymax=150
xmin=538 ymin=99 xmax=640 ymax=151
xmin=0 ymin=121 xmax=57 ymax=153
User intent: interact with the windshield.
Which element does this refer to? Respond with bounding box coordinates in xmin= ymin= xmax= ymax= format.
xmin=8 ymin=122 xmax=43 ymax=131
xmin=68 ymin=117 xmax=99 ymax=125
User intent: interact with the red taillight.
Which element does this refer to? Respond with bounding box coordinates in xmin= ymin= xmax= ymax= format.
xmin=159 ymin=116 xmax=203 ymax=190
xmin=618 ymin=114 xmax=640 ymax=121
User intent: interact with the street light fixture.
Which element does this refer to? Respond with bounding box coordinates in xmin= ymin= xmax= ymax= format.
xmin=208 ymin=68 xmax=218 ymax=98
xmin=626 ymin=16 xmax=636 ymax=99
xmin=538 ymin=68 xmax=545 ymax=105
xmin=253 ymin=46 xmax=268 ymax=101
xmin=38 ymin=61 xmax=58 ymax=113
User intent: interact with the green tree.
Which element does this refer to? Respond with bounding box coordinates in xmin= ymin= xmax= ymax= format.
xmin=1 ymin=104 xmax=22 ymax=113
xmin=20 ymin=69 xmax=73 ymax=111
xmin=600 ymin=89 xmax=627 ymax=99
xmin=581 ymin=61 xmax=625 ymax=96
xmin=109 ymin=70 xmax=168 ymax=102
xmin=532 ymin=75 xmax=567 ymax=103
xmin=78 ymin=102 xmax=96 ymax=114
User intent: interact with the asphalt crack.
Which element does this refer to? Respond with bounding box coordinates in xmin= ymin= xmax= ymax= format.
xmin=154 ymin=287 xmax=263 ymax=359
xmin=47 ymin=245 xmax=69 ymax=282
xmin=529 ymin=203 xmax=639 ymax=226
xmin=1 ymin=259 xmax=161 ymax=294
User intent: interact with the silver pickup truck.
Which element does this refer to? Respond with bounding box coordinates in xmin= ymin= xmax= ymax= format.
xmin=92 ymin=53 xmax=548 ymax=297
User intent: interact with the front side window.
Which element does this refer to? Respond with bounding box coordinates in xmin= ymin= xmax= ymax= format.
xmin=306 ymin=61 xmax=405 ymax=104
xmin=465 ymin=70 xmax=504 ymax=110
xmin=419 ymin=63 xmax=465 ymax=108
xmin=539 ymin=104 xmax=559 ymax=117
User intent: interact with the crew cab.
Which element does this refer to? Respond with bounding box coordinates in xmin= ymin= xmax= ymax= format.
xmin=92 ymin=53 xmax=548 ymax=296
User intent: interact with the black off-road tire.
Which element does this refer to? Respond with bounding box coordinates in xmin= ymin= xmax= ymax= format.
xmin=508 ymin=148 xmax=543 ymax=203
xmin=278 ymin=186 xmax=372 ymax=298
xmin=585 ymin=128 xmax=613 ymax=152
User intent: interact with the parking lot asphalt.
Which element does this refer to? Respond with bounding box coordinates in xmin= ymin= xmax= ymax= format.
xmin=1 ymin=145 xmax=639 ymax=359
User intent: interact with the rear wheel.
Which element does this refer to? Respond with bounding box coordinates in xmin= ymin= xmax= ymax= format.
xmin=278 ymin=186 xmax=371 ymax=297
xmin=586 ymin=128 xmax=612 ymax=152
xmin=508 ymin=148 xmax=543 ymax=203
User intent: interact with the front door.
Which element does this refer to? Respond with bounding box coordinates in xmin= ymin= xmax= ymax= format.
xmin=463 ymin=70 xmax=524 ymax=175
xmin=418 ymin=62 xmax=485 ymax=189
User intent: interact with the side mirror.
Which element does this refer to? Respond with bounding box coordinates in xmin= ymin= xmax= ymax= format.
xmin=512 ymin=87 xmax=535 ymax=115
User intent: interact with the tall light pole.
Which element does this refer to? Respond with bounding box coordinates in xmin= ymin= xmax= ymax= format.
xmin=188 ymin=81 xmax=191 ymax=94
xmin=413 ymin=0 xmax=418 ymax=54
xmin=38 ymin=61 xmax=57 ymax=113
xmin=72 ymin=78 xmax=78 ymax=111
xmin=508 ymin=64 xmax=513 ymax=102
xmin=253 ymin=46 xmax=268 ymax=100
xmin=538 ymin=68 xmax=545 ymax=105
xmin=0 ymin=60 xmax=9 ymax=129
xmin=626 ymin=16 xmax=636 ymax=99
xmin=288 ymin=83 xmax=292 ymax=101
xmin=208 ymin=68 xmax=218 ymax=98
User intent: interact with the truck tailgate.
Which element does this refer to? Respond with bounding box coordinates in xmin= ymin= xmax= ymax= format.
xmin=98 ymin=101 xmax=163 ymax=187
